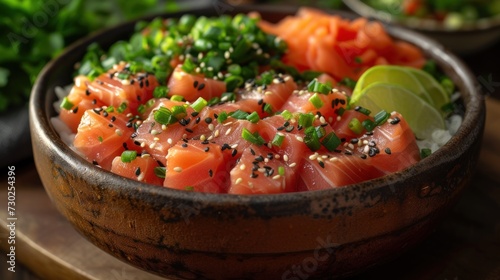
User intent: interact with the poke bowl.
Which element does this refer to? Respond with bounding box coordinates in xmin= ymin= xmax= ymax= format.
xmin=30 ymin=4 xmax=485 ymax=280
xmin=343 ymin=0 xmax=500 ymax=55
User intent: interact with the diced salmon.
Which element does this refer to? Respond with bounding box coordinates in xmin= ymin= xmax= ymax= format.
xmin=163 ymin=140 xmax=232 ymax=193
xmin=73 ymin=109 xmax=138 ymax=170
xmin=167 ymin=65 xmax=226 ymax=102
xmin=111 ymin=155 xmax=163 ymax=186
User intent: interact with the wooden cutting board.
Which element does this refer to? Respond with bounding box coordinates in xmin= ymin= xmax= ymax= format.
xmin=0 ymin=98 xmax=499 ymax=280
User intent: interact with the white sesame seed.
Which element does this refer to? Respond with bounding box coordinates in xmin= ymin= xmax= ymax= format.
xmin=167 ymin=138 xmax=173 ymax=145
xmin=126 ymin=113 xmax=133 ymax=118
xmin=121 ymin=79 xmax=130 ymax=86
xmin=151 ymin=129 xmax=159 ymax=135
xmin=258 ymin=168 xmax=266 ymax=173
xmin=329 ymin=157 xmax=338 ymax=162
xmin=240 ymin=164 xmax=246 ymax=171
xmin=284 ymin=76 xmax=291 ymax=81
xmin=265 ymin=91 xmax=273 ymax=95
xmin=272 ymin=175 xmax=281 ymax=180
xmin=200 ymin=134 xmax=206 ymax=141
xmin=363 ymin=140 xmax=369 ymax=145
xmin=283 ymin=154 xmax=289 ymax=162
xmin=207 ymin=135 xmax=214 ymax=141
xmin=337 ymin=116 xmax=341 ymax=121
xmin=322 ymin=155 xmax=328 ymax=159
xmin=235 ymin=178 xmax=243 ymax=184
xmin=248 ymin=182 xmax=254 ymax=188
xmin=348 ymin=143 xmax=355 ymax=149
xmin=149 ymin=142 xmax=156 ymax=149
xmin=267 ymin=142 xmax=272 ymax=149
xmin=363 ymin=145 xmax=370 ymax=153
xmin=214 ymin=129 xmax=220 ymax=137
xmin=223 ymin=121 xmax=233 ymax=126
xmin=256 ymin=48 xmax=263 ymax=55
xmin=141 ymin=153 xmax=150 ymax=158
xmin=195 ymin=67 xmax=201 ymax=73
xmin=252 ymin=42 xmax=259 ymax=49
xmin=289 ymin=162 xmax=297 ymax=167
xmin=153 ymin=137 xmax=160 ymax=141
xmin=208 ymin=124 xmax=215 ymax=131
xmin=115 ymin=129 xmax=123 ymax=136
xmin=225 ymin=128 xmax=232 ymax=136
xmin=137 ymin=172 xmax=145 ymax=181
xmin=140 ymin=142 xmax=146 ymax=148
xmin=274 ymin=154 xmax=281 ymax=159
xmin=173 ymin=167 xmax=183 ymax=173
xmin=295 ymin=136 xmax=304 ymax=142
xmin=320 ymin=116 xmax=326 ymax=124
xmin=230 ymin=143 xmax=238 ymax=149
xmin=200 ymin=62 xmax=206 ymax=68
xmin=309 ymin=153 xmax=318 ymax=160
xmin=161 ymin=124 xmax=167 ymax=131
xmin=264 ymin=158 xmax=269 ymax=163
xmin=207 ymin=66 xmax=213 ymax=72
xmin=224 ymin=51 xmax=230 ymax=59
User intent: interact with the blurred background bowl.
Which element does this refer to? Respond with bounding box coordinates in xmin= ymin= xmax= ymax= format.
xmin=343 ymin=0 xmax=500 ymax=55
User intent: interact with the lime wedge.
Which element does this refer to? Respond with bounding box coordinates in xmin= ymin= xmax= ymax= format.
xmin=354 ymin=82 xmax=445 ymax=140
xmin=351 ymin=65 xmax=450 ymax=116
xmin=405 ymin=67 xmax=450 ymax=113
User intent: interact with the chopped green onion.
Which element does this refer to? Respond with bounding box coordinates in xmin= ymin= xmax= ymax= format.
xmin=117 ymin=72 xmax=130 ymax=80
xmin=278 ymin=166 xmax=285 ymax=176
xmin=185 ymin=186 xmax=195 ymax=191
xmin=97 ymin=136 xmax=103 ymax=143
xmin=221 ymin=92 xmax=236 ymax=102
xmin=242 ymin=128 xmax=265 ymax=146
xmin=217 ymin=111 xmax=228 ymax=123
xmin=181 ymin=57 xmax=196 ymax=73
xmin=153 ymin=86 xmax=169 ymax=98
xmin=272 ymin=133 xmax=285 ymax=147
xmin=121 ymin=150 xmax=137 ymax=163
xmin=230 ymin=110 xmax=249 ymax=120
xmin=281 ymin=110 xmax=293 ymax=120
xmin=440 ymin=78 xmax=455 ymax=96
xmin=298 ymin=113 xmax=314 ymax=128
xmin=246 ymin=111 xmax=260 ymax=123
xmin=228 ymin=64 xmax=241 ymax=76
xmin=315 ymin=126 xmax=326 ymax=138
xmin=207 ymin=96 xmax=221 ymax=106
xmin=154 ymin=166 xmax=166 ymax=178
xmin=420 ymin=148 xmax=432 ymax=159
xmin=374 ymin=110 xmax=390 ymax=126
xmin=170 ymin=95 xmax=184 ymax=102
xmin=304 ymin=126 xmax=321 ymax=151
xmin=308 ymin=93 xmax=324 ymax=109
xmin=355 ymin=106 xmax=371 ymax=116
xmin=338 ymin=77 xmax=356 ymax=89
xmin=171 ymin=105 xmax=187 ymax=119
xmin=321 ymin=132 xmax=341 ymax=152
xmin=224 ymin=75 xmax=244 ymax=92
xmin=117 ymin=102 xmax=128 ymax=113
xmin=263 ymin=103 xmax=273 ymax=114
xmin=307 ymin=79 xmax=331 ymax=94
xmin=137 ymin=104 xmax=146 ymax=115
xmin=362 ymin=119 xmax=376 ymax=132
xmin=105 ymin=106 xmax=115 ymax=113
xmin=348 ymin=118 xmax=363 ymax=135
xmin=335 ymin=107 xmax=345 ymax=116
xmin=154 ymin=106 xmax=173 ymax=125
xmin=60 ymin=97 xmax=74 ymax=110
xmin=190 ymin=97 xmax=208 ymax=112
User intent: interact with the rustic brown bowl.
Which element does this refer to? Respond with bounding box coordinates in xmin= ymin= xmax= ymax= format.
xmin=30 ymin=5 xmax=485 ymax=280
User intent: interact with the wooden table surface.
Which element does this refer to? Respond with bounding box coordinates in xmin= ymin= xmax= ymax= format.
xmin=1 ymin=10 xmax=500 ymax=280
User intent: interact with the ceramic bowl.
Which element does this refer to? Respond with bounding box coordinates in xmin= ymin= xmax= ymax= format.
xmin=30 ymin=5 xmax=485 ymax=280
xmin=343 ymin=0 xmax=500 ymax=55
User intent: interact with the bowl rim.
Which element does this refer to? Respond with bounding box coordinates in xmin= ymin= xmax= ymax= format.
xmin=30 ymin=4 xmax=485 ymax=207
xmin=343 ymin=0 xmax=500 ymax=33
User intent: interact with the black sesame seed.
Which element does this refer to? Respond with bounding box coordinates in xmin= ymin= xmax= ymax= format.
xmin=205 ymin=117 xmax=212 ymax=124
xmin=108 ymin=124 xmax=113 ymax=128
xmin=339 ymin=99 xmax=346 ymax=105
xmin=204 ymin=147 xmax=210 ymax=152
xmin=102 ymin=111 xmax=108 ymax=117
xmin=390 ymin=117 xmax=400 ymax=125
xmin=197 ymin=83 xmax=205 ymax=91
xmin=369 ymin=141 xmax=376 ymax=147
xmin=277 ymin=126 xmax=285 ymax=131
xmin=72 ymin=107 xmax=79 ymax=114
xmin=185 ymin=128 xmax=194 ymax=133
xmin=191 ymin=111 xmax=199 ymax=117
xmin=350 ymin=138 xmax=359 ymax=144
xmin=318 ymin=161 xmax=325 ymax=168
xmin=111 ymin=116 xmax=116 ymax=122
xmin=135 ymin=167 xmax=141 ymax=176
xmin=385 ymin=147 xmax=392 ymax=154
xmin=208 ymin=169 xmax=213 ymax=177
xmin=145 ymin=79 xmax=149 ymax=87
xmin=251 ymin=172 xmax=258 ymax=178
xmin=257 ymin=99 xmax=264 ymax=105
xmin=360 ymin=154 xmax=367 ymax=159
xmin=250 ymin=148 xmax=256 ymax=155
xmin=92 ymin=160 xmax=98 ymax=165
xmin=131 ymin=132 xmax=138 ymax=138
xmin=285 ymin=126 xmax=295 ymax=132
xmin=85 ymin=89 xmax=91 ymax=96
xmin=181 ymin=143 xmax=188 ymax=148
xmin=193 ymin=80 xmax=199 ymax=88
xmin=122 ymin=143 xmax=128 ymax=150
xmin=195 ymin=117 xmax=201 ymax=124
xmin=368 ymin=147 xmax=377 ymax=157
xmin=92 ymin=99 xmax=97 ymax=105
xmin=134 ymin=140 xmax=141 ymax=146
xmin=255 ymin=155 xmax=264 ymax=162
xmin=231 ymin=149 xmax=237 ymax=157
xmin=221 ymin=143 xmax=231 ymax=151
xmin=267 ymin=153 xmax=274 ymax=159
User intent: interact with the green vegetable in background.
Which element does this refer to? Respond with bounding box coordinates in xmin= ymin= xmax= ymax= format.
xmin=0 ymin=0 xmax=179 ymax=113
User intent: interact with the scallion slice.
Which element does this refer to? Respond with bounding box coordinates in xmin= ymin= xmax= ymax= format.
xmin=154 ymin=86 xmax=170 ymax=98
xmin=420 ymin=148 xmax=432 ymax=159
xmin=362 ymin=119 xmax=376 ymax=132
xmin=348 ymin=118 xmax=363 ymax=135
xmin=374 ymin=110 xmax=390 ymax=126
xmin=170 ymin=95 xmax=184 ymax=102
xmin=190 ymin=97 xmax=208 ymax=112
xmin=246 ymin=111 xmax=260 ymax=123
xmin=272 ymin=133 xmax=285 ymax=147
xmin=355 ymin=106 xmax=371 ymax=116
xmin=281 ymin=110 xmax=293 ymax=120
xmin=230 ymin=110 xmax=249 ymax=120
xmin=60 ymin=97 xmax=74 ymax=110
xmin=321 ymin=132 xmax=341 ymax=152
xmin=309 ymin=93 xmax=324 ymax=109
xmin=298 ymin=113 xmax=314 ymax=128
xmin=154 ymin=166 xmax=166 ymax=178
xmin=121 ymin=150 xmax=137 ymax=163
xmin=242 ymin=128 xmax=265 ymax=146
xmin=217 ymin=111 xmax=228 ymax=123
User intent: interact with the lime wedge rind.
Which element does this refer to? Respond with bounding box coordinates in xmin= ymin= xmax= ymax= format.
xmin=354 ymin=82 xmax=446 ymax=140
